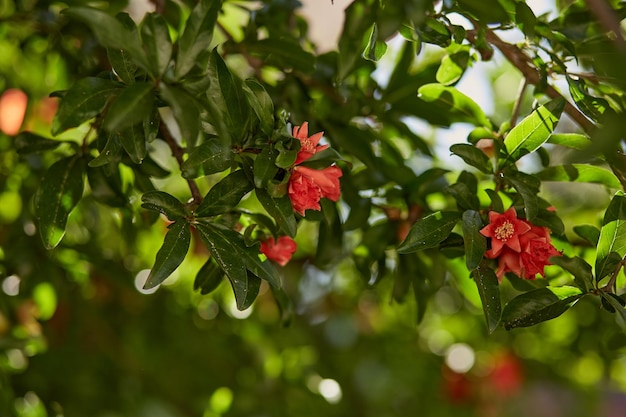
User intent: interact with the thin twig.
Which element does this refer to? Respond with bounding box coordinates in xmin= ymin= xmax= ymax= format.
xmin=510 ymin=77 xmax=527 ymax=128
xmin=159 ymin=121 xmax=203 ymax=205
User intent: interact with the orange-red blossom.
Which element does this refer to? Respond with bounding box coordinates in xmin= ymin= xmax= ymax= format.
xmin=260 ymin=236 xmax=297 ymax=266
xmin=480 ymin=207 xmax=561 ymax=280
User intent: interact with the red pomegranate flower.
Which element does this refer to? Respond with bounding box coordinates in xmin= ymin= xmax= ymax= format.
xmin=480 ymin=207 xmax=531 ymax=257
xmin=288 ymin=165 xmax=342 ymax=216
xmin=260 ymin=236 xmax=297 ymax=266
xmin=293 ymin=122 xmax=329 ymax=165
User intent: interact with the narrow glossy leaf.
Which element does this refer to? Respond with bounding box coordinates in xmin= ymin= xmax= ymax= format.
xmin=457 ymin=0 xmax=510 ymax=23
xmin=462 ymin=210 xmax=487 ymax=270
xmin=397 ymin=211 xmax=460 ymax=253
xmin=446 ymin=182 xmax=480 ymax=211
xmin=270 ymin=284 xmax=293 ymax=326
xmin=175 ymin=0 xmax=222 ymax=79
xmin=600 ymin=292 xmax=626 ymax=329
xmin=472 ymin=268 xmax=501 ymax=333
xmin=363 ymin=23 xmax=387 ymax=62
xmin=207 ymin=49 xmax=249 ymax=143
xmin=103 ymin=82 xmax=155 ymax=132
xmin=89 ymin=133 xmax=122 ymax=167
xmin=193 ymin=258 xmax=223 ymax=295
xmin=596 ymin=191 xmax=626 ymax=280
xmin=107 ymin=48 xmax=136 ymax=84
xmin=573 ymin=224 xmax=601 ymax=246
xmin=547 ymin=133 xmax=592 ymax=150
xmin=117 ymin=124 xmax=147 ymax=164
xmin=537 ymin=164 xmax=620 ymax=188
xmin=418 ymin=84 xmax=492 ymax=128
xmin=550 ymin=255 xmax=594 ymax=292
xmin=450 ymin=143 xmax=492 ymax=173
xmin=159 ymin=83 xmax=200 ymax=148
xmin=243 ymin=79 xmax=274 ymax=135
xmin=141 ymin=190 xmax=186 ymax=220
xmin=253 ymin=147 xmax=279 ymax=188
xmin=62 ymin=8 xmax=149 ymax=71
xmin=144 ymin=220 xmax=191 ymax=289
xmin=195 ymin=170 xmax=253 ymax=217
xmin=505 ymin=171 xmax=540 ymax=221
xmin=504 ymin=98 xmax=565 ymax=161
xmin=436 ymin=50 xmax=470 ymax=85
xmin=256 ymin=188 xmax=296 ymax=237
xmin=143 ymin=107 xmax=159 ymax=143
xmin=52 ymin=77 xmax=120 ymax=135
xmin=195 ymin=223 xmax=250 ymax=309
xmin=87 ymin=165 xmax=127 ymax=207
xmin=15 ymin=132 xmax=62 ymax=154
xmin=181 ymin=137 xmax=232 ymax=179
xmin=568 ymin=77 xmax=613 ymax=122
xmin=501 ymin=286 xmax=583 ymax=329
xmin=36 ymin=156 xmax=86 ymax=249
xmin=140 ymin=13 xmax=172 ymax=77
xmin=485 ymin=189 xmax=504 ymax=213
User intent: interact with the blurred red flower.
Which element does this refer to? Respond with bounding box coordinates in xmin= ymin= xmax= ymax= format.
xmin=260 ymin=236 xmax=297 ymax=266
xmin=292 ymin=122 xmax=328 ymax=165
xmin=288 ymin=165 xmax=342 ymax=216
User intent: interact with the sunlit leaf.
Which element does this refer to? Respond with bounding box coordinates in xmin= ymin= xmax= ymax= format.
xmin=363 ymin=23 xmax=387 ymax=62
xmin=504 ymin=98 xmax=564 ymax=161
xmin=537 ymin=164 xmax=620 ymax=188
xmin=418 ymin=84 xmax=492 ymax=128
xmin=596 ymin=191 xmax=626 ymax=280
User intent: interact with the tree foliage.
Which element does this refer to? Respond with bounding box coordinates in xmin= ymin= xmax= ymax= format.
xmin=3 ymin=0 xmax=626 ymax=415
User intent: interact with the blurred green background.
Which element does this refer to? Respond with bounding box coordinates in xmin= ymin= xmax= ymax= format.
xmin=2 ymin=0 xmax=626 ymax=416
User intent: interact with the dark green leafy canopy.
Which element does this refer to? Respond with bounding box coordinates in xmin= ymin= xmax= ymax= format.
xmin=397 ymin=211 xmax=461 ymax=253
xmin=144 ymin=220 xmax=191 ymax=289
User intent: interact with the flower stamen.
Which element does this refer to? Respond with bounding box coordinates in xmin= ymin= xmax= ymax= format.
xmin=494 ymin=221 xmax=515 ymax=241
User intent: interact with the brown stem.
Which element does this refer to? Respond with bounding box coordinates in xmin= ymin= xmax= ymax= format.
xmin=159 ymin=121 xmax=203 ymax=205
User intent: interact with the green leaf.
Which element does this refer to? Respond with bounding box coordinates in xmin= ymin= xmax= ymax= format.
xmin=195 ymin=223 xmax=280 ymax=309
xmin=141 ymin=190 xmax=187 ymax=220
xmin=144 ymin=220 xmax=191 ymax=289
xmin=206 ymin=49 xmax=249 ymax=144
xmin=117 ymin=124 xmax=147 ymax=164
xmin=52 ymin=77 xmax=120 ymax=135
xmin=175 ymin=0 xmax=222 ymax=79
xmin=462 ymin=210 xmax=487 ymax=270
xmin=436 ymin=50 xmax=470 ymax=85
xmin=181 ymin=137 xmax=233 ymax=179
xmin=35 ymin=156 xmax=86 ymax=249
xmin=256 ymin=188 xmax=296 ymax=238
xmin=62 ymin=8 xmax=150 ymax=72
xmin=103 ymin=82 xmax=155 ymax=133
xmin=159 ymin=83 xmax=200 ymax=148
xmin=600 ymin=292 xmax=626 ymax=329
xmin=397 ymin=211 xmax=460 ymax=253
xmin=596 ymin=191 xmax=626 ymax=280
xmin=87 ymin=165 xmax=127 ymax=207
xmin=450 ymin=143 xmax=492 ymax=173
xmin=243 ymin=79 xmax=274 ymax=135
xmin=246 ymin=38 xmax=316 ymax=74
xmin=472 ymin=268 xmax=501 ymax=334
xmin=537 ymin=164 xmax=621 ymax=188
xmin=107 ymin=48 xmax=136 ymax=84
xmin=417 ymin=84 xmax=492 ymax=128
xmin=501 ymin=286 xmax=584 ymax=329
xmin=140 ymin=13 xmax=172 ymax=77
xmin=363 ymin=23 xmax=387 ymax=62
xmin=446 ymin=182 xmax=480 ymax=211
xmin=568 ymin=77 xmax=613 ymax=122
xmin=15 ymin=132 xmax=62 ymax=154
xmin=89 ymin=133 xmax=122 ymax=167
xmin=193 ymin=258 xmax=223 ymax=295
xmin=547 ymin=133 xmax=591 ymax=150
xmin=550 ymin=255 xmax=594 ymax=292
xmin=195 ymin=170 xmax=253 ymax=217
xmin=457 ymin=0 xmax=511 ymax=23
xmin=504 ymin=170 xmax=540 ymax=221
xmin=573 ymin=224 xmax=601 ymax=246
xmin=504 ymin=98 xmax=565 ymax=161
